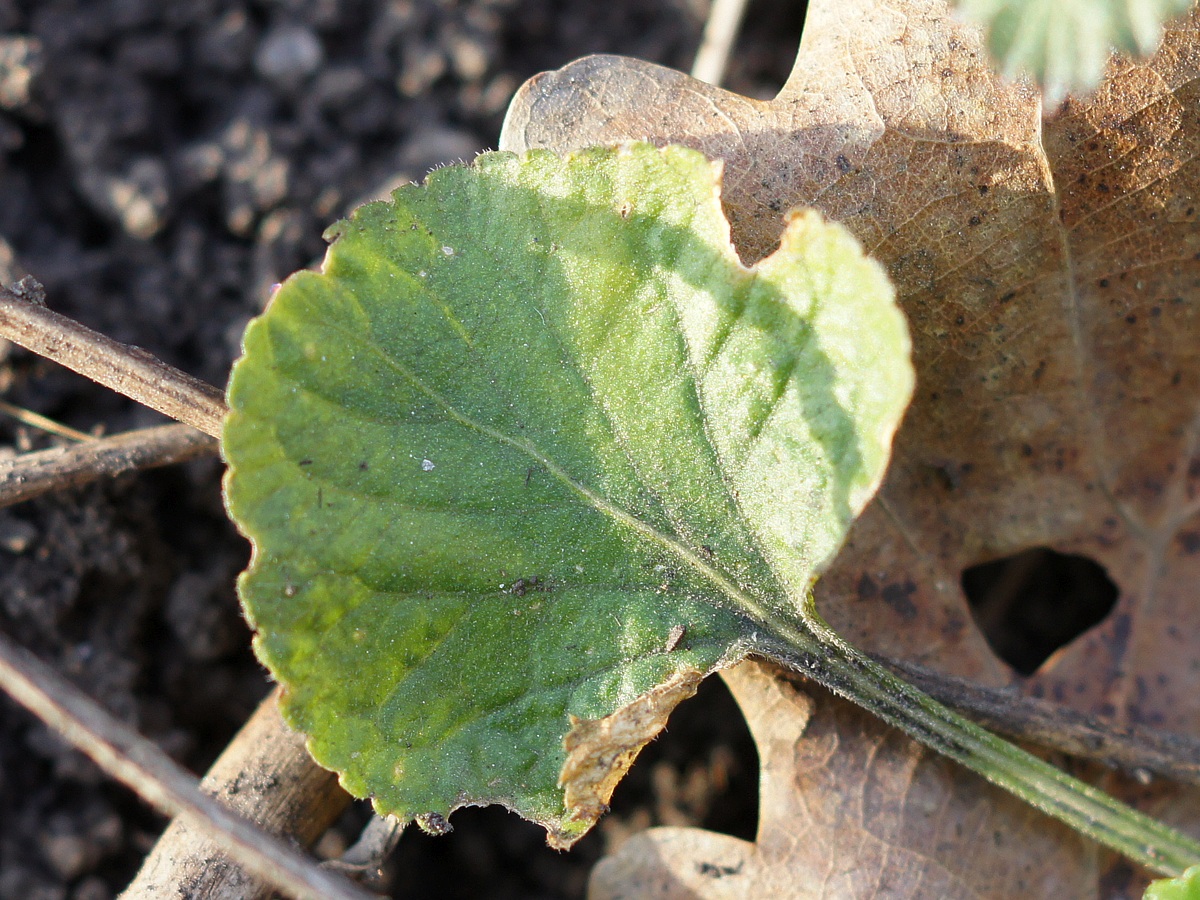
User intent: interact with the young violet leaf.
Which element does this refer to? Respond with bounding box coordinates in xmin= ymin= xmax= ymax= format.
xmin=952 ymin=0 xmax=1192 ymax=102
xmin=1146 ymin=866 xmax=1200 ymax=900
xmin=221 ymin=143 xmax=913 ymax=847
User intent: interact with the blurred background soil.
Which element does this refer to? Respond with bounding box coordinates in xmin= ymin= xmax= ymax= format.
xmin=0 ymin=1 xmax=806 ymax=897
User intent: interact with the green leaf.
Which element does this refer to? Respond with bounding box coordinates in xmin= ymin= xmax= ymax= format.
xmin=221 ymin=143 xmax=913 ymax=846
xmin=952 ymin=0 xmax=1192 ymax=101
xmin=1147 ymin=866 xmax=1200 ymax=900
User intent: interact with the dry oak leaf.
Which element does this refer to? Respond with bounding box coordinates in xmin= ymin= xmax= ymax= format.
xmin=501 ymin=0 xmax=1200 ymax=892
xmin=590 ymin=663 xmax=1093 ymax=899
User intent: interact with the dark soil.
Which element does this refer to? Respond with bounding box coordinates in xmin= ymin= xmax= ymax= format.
xmin=0 ymin=1 xmax=805 ymax=897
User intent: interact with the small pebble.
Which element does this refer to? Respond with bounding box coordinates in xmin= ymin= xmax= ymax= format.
xmin=0 ymin=35 xmax=42 ymax=110
xmin=0 ymin=516 xmax=38 ymax=553
xmin=255 ymin=24 xmax=323 ymax=87
xmin=79 ymin=157 xmax=170 ymax=239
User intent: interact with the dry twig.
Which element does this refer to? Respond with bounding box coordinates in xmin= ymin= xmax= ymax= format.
xmin=122 ymin=688 xmax=355 ymax=900
xmin=0 ymin=396 xmax=95 ymax=441
xmin=882 ymin=657 xmax=1200 ymax=786
xmin=0 ymin=423 xmax=217 ymax=508
xmin=0 ymin=284 xmax=225 ymax=439
xmin=0 ymin=632 xmax=370 ymax=900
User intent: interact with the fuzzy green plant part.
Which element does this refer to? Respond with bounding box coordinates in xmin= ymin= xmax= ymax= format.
xmin=952 ymin=0 xmax=1193 ymax=102
xmin=1147 ymin=866 xmax=1200 ymax=900
xmin=222 ymin=143 xmax=1200 ymax=871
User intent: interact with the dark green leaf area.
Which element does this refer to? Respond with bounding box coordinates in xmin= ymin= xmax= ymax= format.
xmin=223 ymin=143 xmax=911 ymax=839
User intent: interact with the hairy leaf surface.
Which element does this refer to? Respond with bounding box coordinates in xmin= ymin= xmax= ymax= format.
xmin=1147 ymin=865 xmax=1200 ymax=900
xmin=952 ymin=0 xmax=1192 ymax=101
xmin=222 ymin=144 xmax=912 ymax=844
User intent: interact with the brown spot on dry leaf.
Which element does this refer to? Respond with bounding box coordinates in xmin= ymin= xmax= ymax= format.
xmin=555 ymin=668 xmax=703 ymax=850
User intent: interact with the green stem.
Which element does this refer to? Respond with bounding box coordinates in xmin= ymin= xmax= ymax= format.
xmin=752 ymin=598 xmax=1200 ymax=877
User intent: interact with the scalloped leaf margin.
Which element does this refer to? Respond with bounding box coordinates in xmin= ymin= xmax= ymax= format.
xmin=222 ymin=143 xmax=913 ymax=845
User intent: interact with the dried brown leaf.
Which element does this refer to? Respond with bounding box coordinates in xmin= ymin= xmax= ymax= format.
xmin=557 ymin=669 xmax=704 ymax=849
xmin=501 ymin=0 xmax=1200 ymax=891
xmin=502 ymin=0 xmax=1200 ymax=722
xmin=589 ymin=660 xmax=1095 ymax=899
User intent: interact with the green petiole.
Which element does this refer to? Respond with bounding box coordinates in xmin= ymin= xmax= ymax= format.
xmin=749 ymin=598 xmax=1200 ymax=876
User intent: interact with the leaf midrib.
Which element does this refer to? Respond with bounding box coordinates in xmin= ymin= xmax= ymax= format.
xmin=294 ymin=302 xmax=779 ymax=630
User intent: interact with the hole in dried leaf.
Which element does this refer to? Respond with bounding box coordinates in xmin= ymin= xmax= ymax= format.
xmin=961 ymin=547 xmax=1118 ymax=676
xmin=605 ymin=674 xmax=758 ymax=843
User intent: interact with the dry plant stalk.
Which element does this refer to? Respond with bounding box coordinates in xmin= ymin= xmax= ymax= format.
xmin=0 ymin=633 xmax=365 ymax=900
xmin=0 ymin=423 xmax=216 ymax=508
xmin=121 ymin=689 xmax=354 ymax=900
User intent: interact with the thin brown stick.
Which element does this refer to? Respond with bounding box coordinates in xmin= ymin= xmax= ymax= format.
xmin=0 ymin=285 xmax=226 ymax=439
xmin=0 ymin=397 xmax=96 ymax=441
xmin=123 ymin=687 xmax=355 ymax=900
xmin=324 ymin=815 xmax=406 ymax=889
xmin=0 ymin=423 xmax=217 ymax=508
xmin=0 ymin=631 xmax=371 ymax=900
